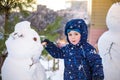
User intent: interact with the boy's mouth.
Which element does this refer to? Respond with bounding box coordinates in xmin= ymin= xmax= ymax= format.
xmin=72 ymin=40 xmax=76 ymax=42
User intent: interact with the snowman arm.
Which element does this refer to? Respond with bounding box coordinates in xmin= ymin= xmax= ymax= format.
xmin=29 ymin=57 xmax=34 ymax=68
xmin=44 ymin=40 xmax=65 ymax=59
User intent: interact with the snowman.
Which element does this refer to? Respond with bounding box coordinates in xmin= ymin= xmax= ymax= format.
xmin=1 ymin=21 xmax=47 ymax=80
xmin=98 ymin=2 xmax=120 ymax=80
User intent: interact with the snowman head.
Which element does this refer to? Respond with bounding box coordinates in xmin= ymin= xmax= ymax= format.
xmin=5 ymin=21 xmax=43 ymax=57
xmin=106 ymin=2 xmax=120 ymax=32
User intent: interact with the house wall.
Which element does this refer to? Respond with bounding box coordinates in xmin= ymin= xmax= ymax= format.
xmin=89 ymin=0 xmax=114 ymax=46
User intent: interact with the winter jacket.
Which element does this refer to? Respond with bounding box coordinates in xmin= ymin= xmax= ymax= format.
xmin=45 ymin=41 xmax=104 ymax=80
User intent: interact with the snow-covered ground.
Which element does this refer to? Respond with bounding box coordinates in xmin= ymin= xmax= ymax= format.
xmin=40 ymin=58 xmax=64 ymax=80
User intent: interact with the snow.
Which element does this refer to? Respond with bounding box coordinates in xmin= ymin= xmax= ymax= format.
xmin=106 ymin=2 xmax=120 ymax=32
xmin=40 ymin=58 xmax=64 ymax=80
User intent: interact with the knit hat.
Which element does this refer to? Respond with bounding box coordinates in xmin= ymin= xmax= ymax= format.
xmin=66 ymin=29 xmax=81 ymax=34
xmin=64 ymin=19 xmax=88 ymax=43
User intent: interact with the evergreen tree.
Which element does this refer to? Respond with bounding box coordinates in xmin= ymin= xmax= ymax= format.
xmin=0 ymin=0 xmax=36 ymax=55
xmin=39 ymin=17 xmax=63 ymax=71
xmin=39 ymin=16 xmax=62 ymax=56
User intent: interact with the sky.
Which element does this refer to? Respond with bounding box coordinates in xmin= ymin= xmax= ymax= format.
xmin=37 ymin=0 xmax=71 ymax=11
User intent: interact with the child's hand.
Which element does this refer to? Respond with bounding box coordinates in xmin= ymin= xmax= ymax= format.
xmin=41 ymin=39 xmax=50 ymax=46
xmin=41 ymin=42 xmax=47 ymax=46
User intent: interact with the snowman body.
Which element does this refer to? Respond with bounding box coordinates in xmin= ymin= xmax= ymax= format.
xmin=1 ymin=21 xmax=46 ymax=80
xmin=98 ymin=3 xmax=120 ymax=80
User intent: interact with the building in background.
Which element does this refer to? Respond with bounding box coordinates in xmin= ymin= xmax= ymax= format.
xmin=66 ymin=0 xmax=115 ymax=45
xmin=89 ymin=0 xmax=114 ymax=45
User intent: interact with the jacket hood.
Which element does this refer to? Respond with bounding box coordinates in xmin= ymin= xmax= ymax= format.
xmin=64 ymin=19 xmax=88 ymax=44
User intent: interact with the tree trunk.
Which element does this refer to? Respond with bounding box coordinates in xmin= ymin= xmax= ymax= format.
xmin=4 ymin=10 xmax=9 ymax=41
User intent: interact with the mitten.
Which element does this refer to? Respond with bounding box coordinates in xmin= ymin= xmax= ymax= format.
xmin=41 ymin=39 xmax=51 ymax=44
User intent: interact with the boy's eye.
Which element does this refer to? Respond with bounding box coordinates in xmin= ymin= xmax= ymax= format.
xmin=68 ymin=33 xmax=79 ymax=36
xmin=68 ymin=33 xmax=72 ymax=36
xmin=75 ymin=33 xmax=79 ymax=35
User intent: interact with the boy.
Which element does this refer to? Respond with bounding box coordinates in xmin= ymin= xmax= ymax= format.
xmin=42 ymin=19 xmax=104 ymax=80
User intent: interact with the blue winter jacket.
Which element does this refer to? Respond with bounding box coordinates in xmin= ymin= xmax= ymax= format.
xmin=45 ymin=41 xmax=104 ymax=80
xmin=44 ymin=19 xmax=104 ymax=80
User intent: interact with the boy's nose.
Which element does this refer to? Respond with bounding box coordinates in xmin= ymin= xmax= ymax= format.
xmin=71 ymin=36 xmax=75 ymax=39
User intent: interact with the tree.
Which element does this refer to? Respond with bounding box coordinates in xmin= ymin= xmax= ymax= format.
xmin=0 ymin=0 xmax=36 ymax=55
xmin=39 ymin=16 xmax=63 ymax=71
xmin=0 ymin=0 xmax=36 ymax=40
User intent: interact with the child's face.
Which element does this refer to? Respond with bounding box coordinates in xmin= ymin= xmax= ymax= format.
xmin=68 ymin=31 xmax=81 ymax=45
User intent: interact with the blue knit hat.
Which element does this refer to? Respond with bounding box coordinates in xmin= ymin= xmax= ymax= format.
xmin=64 ymin=19 xmax=88 ymax=43
xmin=66 ymin=29 xmax=81 ymax=34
